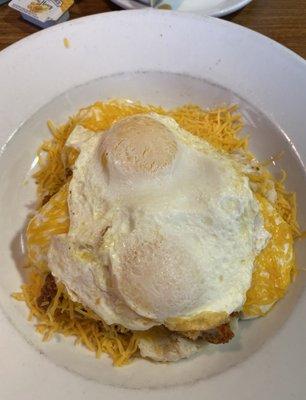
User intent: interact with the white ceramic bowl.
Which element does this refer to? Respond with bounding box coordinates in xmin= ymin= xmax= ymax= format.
xmin=110 ymin=0 xmax=253 ymax=17
xmin=0 ymin=10 xmax=305 ymax=400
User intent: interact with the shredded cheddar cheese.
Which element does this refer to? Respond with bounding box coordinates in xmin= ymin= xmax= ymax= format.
xmin=14 ymin=100 xmax=301 ymax=365
xmin=243 ymin=194 xmax=295 ymax=316
xmin=27 ymin=184 xmax=69 ymax=271
xmin=12 ymin=272 xmax=139 ymax=366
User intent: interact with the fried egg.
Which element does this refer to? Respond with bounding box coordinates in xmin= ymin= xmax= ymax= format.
xmin=46 ymin=113 xmax=270 ymax=332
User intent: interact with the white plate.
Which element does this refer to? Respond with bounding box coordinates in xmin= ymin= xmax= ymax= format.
xmin=0 ymin=9 xmax=306 ymax=400
xmin=110 ymin=0 xmax=253 ymax=17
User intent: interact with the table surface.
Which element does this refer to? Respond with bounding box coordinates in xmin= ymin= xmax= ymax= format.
xmin=0 ymin=0 xmax=306 ymax=58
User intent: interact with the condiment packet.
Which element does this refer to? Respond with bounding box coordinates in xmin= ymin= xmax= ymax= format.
xmin=9 ymin=0 xmax=73 ymax=28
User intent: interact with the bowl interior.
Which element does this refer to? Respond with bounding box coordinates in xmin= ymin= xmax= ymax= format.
xmin=0 ymin=71 xmax=305 ymax=389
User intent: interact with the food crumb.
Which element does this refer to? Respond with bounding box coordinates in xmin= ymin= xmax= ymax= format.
xmin=63 ymin=37 xmax=70 ymax=48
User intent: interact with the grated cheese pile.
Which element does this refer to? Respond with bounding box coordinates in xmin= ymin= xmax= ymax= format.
xmin=13 ymin=272 xmax=139 ymax=366
xmin=13 ymin=100 xmax=301 ymax=365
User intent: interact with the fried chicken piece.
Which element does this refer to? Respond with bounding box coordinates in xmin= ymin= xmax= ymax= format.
xmin=181 ymin=322 xmax=235 ymax=344
xmin=37 ymin=273 xmax=57 ymax=310
xmin=202 ymin=323 xmax=234 ymax=344
xmin=138 ymin=327 xmax=200 ymax=362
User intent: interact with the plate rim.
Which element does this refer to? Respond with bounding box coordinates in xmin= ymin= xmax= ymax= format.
xmin=1 ymin=10 xmax=305 ymax=73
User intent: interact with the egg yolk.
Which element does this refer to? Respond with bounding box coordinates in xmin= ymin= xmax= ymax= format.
xmin=100 ymin=116 xmax=177 ymax=174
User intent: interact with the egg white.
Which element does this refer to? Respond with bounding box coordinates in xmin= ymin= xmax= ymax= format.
xmin=48 ymin=113 xmax=269 ymax=331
